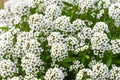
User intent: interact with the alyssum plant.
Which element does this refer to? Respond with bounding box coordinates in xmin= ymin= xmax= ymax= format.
xmin=0 ymin=0 xmax=120 ymax=80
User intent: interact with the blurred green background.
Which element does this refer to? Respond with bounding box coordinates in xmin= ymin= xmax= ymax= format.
xmin=0 ymin=0 xmax=7 ymax=9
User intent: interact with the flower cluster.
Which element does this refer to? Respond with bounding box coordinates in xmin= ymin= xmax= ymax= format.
xmin=0 ymin=0 xmax=120 ymax=80
xmin=47 ymin=32 xmax=64 ymax=46
xmin=54 ymin=16 xmax=72 ymax=32
xmin=21 ymin=53 xmax=44 ymax=75
xmin=76 ymin=61 xmax=115 ymax=80
xmin=76 ymin=68 xmax=93 ymax=80
xmin=45 ymin=4 xmax=61 ymax=19
xmin=72 ymin=19 xmax=87 ymax=32
xmin=8 ymin=76 xmax=23 ymax=80
xmin=44 ymin=67 xmax=65 ymax=80
xmin=109 ymin=3 xmax=120 ymax=27
xmin=69 ymin=60 xmax=84 ymax=71
xmin=65 ymin=36 xmax=79 ymax=51
xmin=14 ymin=31 xmax=43 ymax=58
xmin=0 ymin=28 xmax=16 ymax=60
xmin=111 ymin=39 xmax=120 ymax=54
xmin=0 ymin=59 xmax=18 ymax=78
xmin=93 ymin=22 xmax=109 ymax=33
xmin=77 ymin=0 xmax=97 ymax=14
xmin=50 ymin=42 xmax=68 ymax=61
xmin=109 ymin=65 xmax=120 ymax=80
xmin=24 ymin=74 xmax=40 ymax=80
xmin=91 ymin=32 xmax=110 ymax=57
xmin=29 ymin=13 xmax=45 ymax=31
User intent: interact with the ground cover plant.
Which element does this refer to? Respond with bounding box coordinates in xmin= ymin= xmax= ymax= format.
xmin=0 ymin=0 xmax=120 ymax=80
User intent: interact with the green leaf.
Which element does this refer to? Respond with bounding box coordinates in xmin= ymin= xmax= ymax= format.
xmin=13 ymin=34 xmax=17 ymax=45
xmin=60 ymin=62 xmax=71 ymax=68
xmin=40 ymin=75 xmax=44 ymax=79
xmin=0 ymin=27 xmax=10 ymax=31
xmin=81 ymin=57 xmax=85 ymax=64
xmin=85 ymin=55 xmax=90 ymax=59
xmin=106 ymin=58 xmax=112 ymax=67
xmin=45 ymin=55 xmax=51 ymax=60
xmin=61 ymin=57 xmax=80 ymax=62
xmin=62 ymin=1 xmax=73 ymax=6
xmin=20 ymin=21 xmax=30 ymax=32
xmin=30 ymin=7 xmax=37 ymax=15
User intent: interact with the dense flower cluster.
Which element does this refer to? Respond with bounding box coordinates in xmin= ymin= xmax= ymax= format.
xmin=24 ymin=74 xmax=40 ymax=80
xmin=50 ymin=42 xmax=68 ymax=61
xmin=0 ymin=59 xmax=18 ymax=78
xmin=109 ymin=3 xmax=120 ymax=27
xmin=91 ymin=32 xmax=110 ymax=57
xmin=54 ymin=16 xmax=72 ymax=32
xmin=21 ymin=53 xmax=44 ymax=75
xmin=0 ymin=0 xmax=120 ymax=80
xmin=93 ymin=22 xmax=109 ymax=33
xmin=109 ymin=65 xmax=120 ymax=80
xmin=111 ymin=39 xmax=120 ymax=54
xmin=29 ymin=13 xmax=45 ymax=31
xmin=44 ymin=67 xmax=65 ymax=80
xmin=47 ymin=32 xmax=64 ymax=46
xmin=76 ymin=61 xmax=110 ymax=80
xmin=45 ymin=4 xmax=61 ymax=19
xmin=69 ymin=60 xmax=84 ymax=71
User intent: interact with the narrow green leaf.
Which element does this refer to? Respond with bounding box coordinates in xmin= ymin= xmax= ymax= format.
xmin=85 ymin=55 xmax=90 ymax=59
xmin=60 ymin=62 xmax=71 ymax=68
xmin=81 ymin=57 xmax=85 ymax=64
xmin=0 ymin=27 xmax=10 ymax=31
xmin=62 ymin=1 xmax=73 ymax=6
xmin=106 ymin=58 xmax=112 ymax=67
xmin=61 ymin=57 xmax=80 ymax=62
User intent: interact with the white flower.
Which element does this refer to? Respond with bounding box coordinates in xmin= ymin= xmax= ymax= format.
xmin=65 ymin=36 xmax=79 ymax=51
xmin=0 ymin=30 xmax=14 ymax=60
xmin=0 ymin=10 xmax=8 ymax=27
xmin=44 ymin=0 xmax=63 ymax=8
xmin=110 ymin=0 xmax=120 ymax=3
xmin=21 ymin=53 xmax=44 ymax=75
xmin=76 ymin=68 xmax=93 ymax=80
xmin=91 ymin=62 xmax=109 ymax=79
xmin=47 ymin=32 xmax=64 ymax=46
xmin=29 ymin=13 xmax=45 ymax=31
xmin=14 ymin=31 xmax=43 ymax=58
xmin=72 ymin=19 xmax=87 ymax=32
xmin=45 ymin=4 xmax=61 ymax=19
xmin=0 ymin=59 xmax=18 ymax=78
xmin=91 ymin=32 xmax=110 ymax=55
xmin=77 ymin=0 xmax=97 ymax=14
xmin=93 ymin=22 xmax=109 ymax=33
xmin=54 ymin=16 xmax=72 ymax=32
xmin=109 ymin=3 xmax=120 ymax=27
xmin=8 ymin=76 xmax=23 ymax=80
xmin=44 ymin=67 xmax=65 ymax=80
xmin=82 ymin=27 xmax=94 ymax=39
xmin=11 ymin=1 xmax=30 ymax=17
xmin=24 ymin=74 xmax=40 ymax=80
xmin=80 ymin=45 xmax=89 ymax=51
xmin=111 ymin=39 xmax=120 ymax=54
xmin=50 ymin=42 xmax=68 ymax=61
xmin=109 ymin=65 xmax=120 ymax=80
xmin=69 ymin=60 xmax=84 ymax=71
